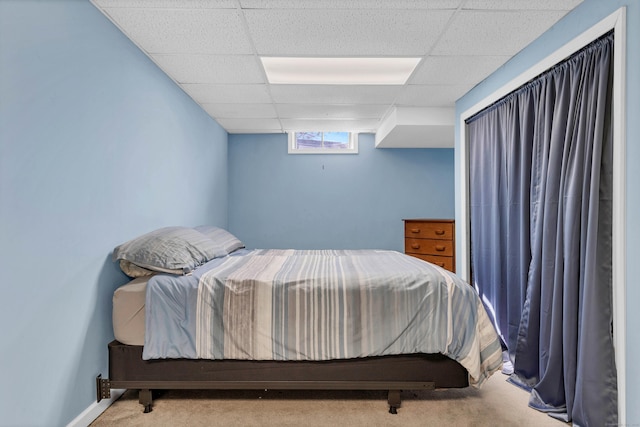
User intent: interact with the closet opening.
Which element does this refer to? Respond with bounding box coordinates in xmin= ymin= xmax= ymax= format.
xmin=457 ymin=8 xmax=626 ymax=425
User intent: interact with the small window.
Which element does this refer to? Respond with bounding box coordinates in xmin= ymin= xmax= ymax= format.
xmin=288 ymin=131 xmax=358 ymax=154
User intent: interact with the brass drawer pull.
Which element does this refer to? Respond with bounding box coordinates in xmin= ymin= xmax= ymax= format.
xmin=435 ymin=229 xmax=445 ymax=235
xmin=435 ymin=245 xmax=446 ymax=252
xmin=411 ymin=243 xmax=420 ymax=250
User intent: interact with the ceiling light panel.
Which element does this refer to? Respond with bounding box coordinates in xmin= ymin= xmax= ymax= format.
xmin=103 ymin=8 xmax=253 ymax=54
xmin=153 ymin=55 xmax=265 ymax=84
xmin=432 ymin=10 xmax=569 ymax=56
xmin=244 ymin=9 xmax=454 ymax=56
xmin=269 ymin=85 xmax=402 ymax=105
xmin=261 ymin=57 xmax=420 ymax=85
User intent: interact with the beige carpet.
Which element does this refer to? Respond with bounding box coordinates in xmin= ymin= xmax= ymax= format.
xmin=90 ymin=372 xmax=567 ymax=426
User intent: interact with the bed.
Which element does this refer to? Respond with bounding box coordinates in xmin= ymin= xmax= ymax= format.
xmin=97 ymin=226 xmax=502 ymax=414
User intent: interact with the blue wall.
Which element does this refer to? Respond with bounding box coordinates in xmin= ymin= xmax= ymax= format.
xmin=228 ymin=133 xmax=454 ymax=251
xmin=455 ymin=0 xmax=639 ymax=423
xmin=0 ymin=1 xmax=228 ymax=425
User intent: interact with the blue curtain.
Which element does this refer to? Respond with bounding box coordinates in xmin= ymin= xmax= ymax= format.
xmin=467 ymin=32 xmax=616 ymax=425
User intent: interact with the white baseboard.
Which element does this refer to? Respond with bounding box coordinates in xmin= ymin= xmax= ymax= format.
xmin=66 ymin=389 xmax=126 ymax=427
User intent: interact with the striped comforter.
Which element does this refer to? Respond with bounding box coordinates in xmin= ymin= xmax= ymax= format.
xmin=191 ymin=249 xmax=501 ymax=387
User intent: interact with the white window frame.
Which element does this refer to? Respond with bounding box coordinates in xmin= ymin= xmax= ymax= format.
xmin=288 ymin=131 xmax=358 ymax=154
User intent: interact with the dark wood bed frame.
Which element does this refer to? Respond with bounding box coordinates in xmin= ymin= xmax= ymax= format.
xmin=97 ymin=340 xmax=469 ymax=414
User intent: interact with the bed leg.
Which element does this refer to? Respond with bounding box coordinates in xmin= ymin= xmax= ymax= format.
xmin=138 ymin=389 xmax=153 ymax=413
xmin=387 ymin=390 xmax=401 ymax=414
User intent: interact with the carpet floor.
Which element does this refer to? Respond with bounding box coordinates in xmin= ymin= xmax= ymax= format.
xmin=90 ymin=372 xmax=567 ymax=426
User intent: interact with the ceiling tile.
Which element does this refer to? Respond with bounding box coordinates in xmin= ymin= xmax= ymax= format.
xmin=91 ymin=0 xmax=583 ymax=144
xmin=216 ymin=118 xmax=283 ymax=131
xmin=152 ymin=55 xmax=265 ymax=84
xmin=239 ymin=0 xmax=463 ymax=9
xmin=202 ymin=103 xmax=277 ymax=119
xmin=396 ymin=84 xmax=475 ymax=107
xmin=244 ymin=9 xmax=454 ymax=56
xmin=410 ymin=55 xmax=510 ymax=85
xmin=94 ymin=0 xmax=238 ymax=8
xmin=281 ymin=118 xmax=380 ymax=132
xmin=103 ymin=8 xmax=253 ymax=54
xmin=270 ymin=85 xmax=402 ymax=105
xmin=181 ymin=84 xmax=273 ymax=104
xmin=276 ymin=104 xmax=388 ymax=119
xmin=432 ymin=10 xmax=569 ymax=56
xmin=462 ymin=0 xmax=583 ymax=11
xmin=227 ymin=129 xmax=283 ymax=134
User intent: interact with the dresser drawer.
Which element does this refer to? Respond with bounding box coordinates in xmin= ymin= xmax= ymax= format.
xmin=404 ymin=221 xmax=454 ymax=240
xmin=405 ymin=238 xmax=454 ymax=257
xmin=408 ymin=254 xmax=454 ymax=271
xmin=403 ymin=219 xmax=456 ymax=273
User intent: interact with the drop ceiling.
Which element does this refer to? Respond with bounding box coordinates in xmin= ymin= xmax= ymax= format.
xmin=91 ymin=0 xmax=583 ymax=147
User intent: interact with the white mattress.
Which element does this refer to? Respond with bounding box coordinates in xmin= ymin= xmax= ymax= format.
xmin=113 ymin=275 xmax=151 ymax=346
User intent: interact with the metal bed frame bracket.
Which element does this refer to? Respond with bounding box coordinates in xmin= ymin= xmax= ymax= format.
xmin=96 ymin=375 xmax=112 ymax=402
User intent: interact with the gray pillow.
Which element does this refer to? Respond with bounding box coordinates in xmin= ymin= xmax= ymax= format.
xmin=113 ymin=226 xmax=226 ymax=277
xmin=194 ymin=225 xmax=245 ymax=254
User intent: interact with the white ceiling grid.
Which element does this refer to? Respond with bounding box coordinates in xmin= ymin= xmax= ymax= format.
xmin=91 ymin=0 xmax=582 ymax=144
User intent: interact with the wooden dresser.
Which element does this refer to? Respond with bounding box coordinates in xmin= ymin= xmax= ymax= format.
xmin=403 ymin=219 xmax=455 ymax=273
